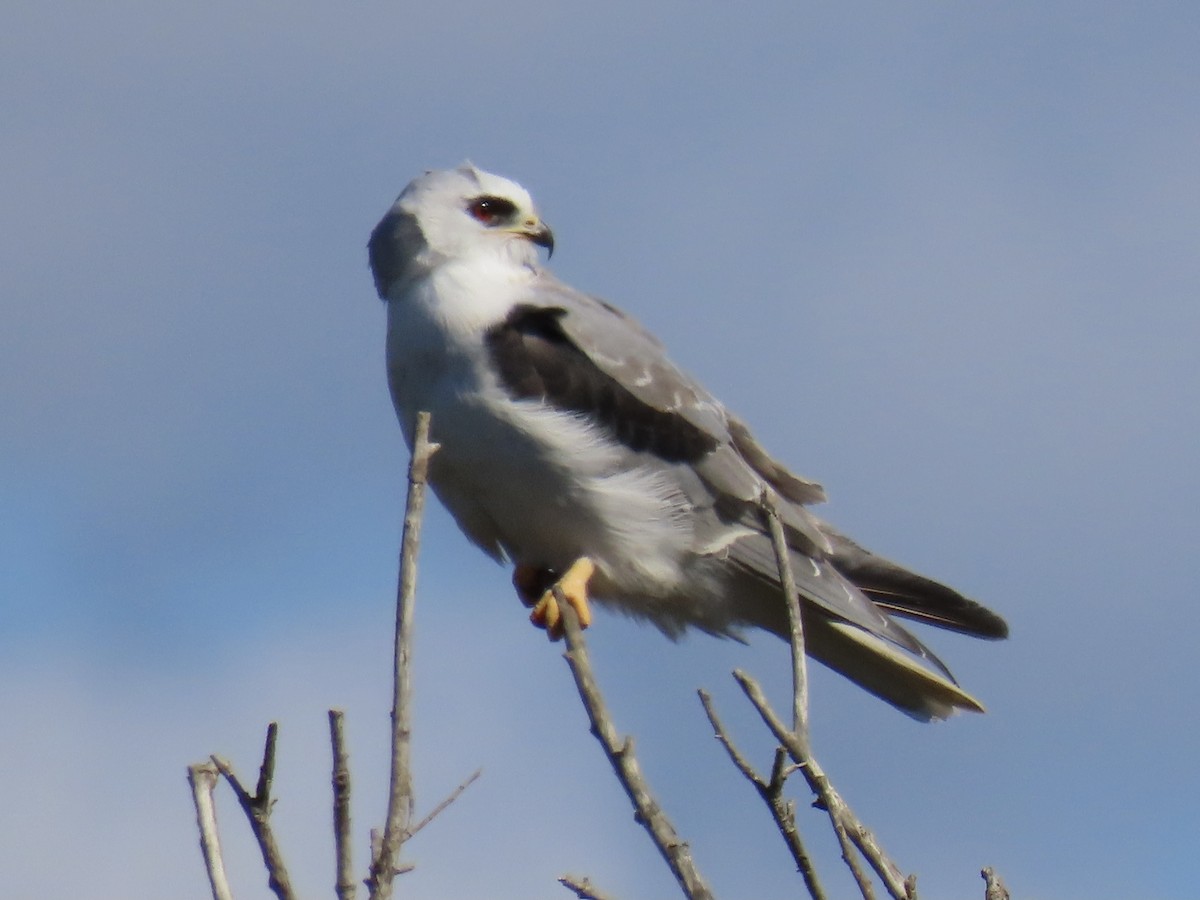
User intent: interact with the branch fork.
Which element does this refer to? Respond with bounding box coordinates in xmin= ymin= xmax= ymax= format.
xmin=188 ymin=410 xmax=1006 ymax=900
xmin=189 ymin=412 xmax=478 ymax=900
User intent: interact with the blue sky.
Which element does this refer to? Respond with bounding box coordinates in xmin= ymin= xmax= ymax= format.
xmin=2 ymin=2 xmax=1198 ymax=897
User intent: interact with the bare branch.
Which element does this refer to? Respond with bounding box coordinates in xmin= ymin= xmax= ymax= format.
xmin=405 ymin=768 xmax=482 ymax=842
xmin=211 ymin=723 xmax=297 ymax=900
xmin=558 ymin=873 xmax=620 ymax=900
xmin=368 ymin=410 xmax=439 ymax=899
xmin=696 ymin=689 xmax=764 ymax=788
xmin=188 ymin=761 xmax=235 ymax=900
xmin=831 ymin=815 xmax=880 ymax=900
xmin=731 ymin=670 xmax=910 ymax=900
xmin=557 ymin=592 xmax=714 ymax=900
xmin=754 ymin=492 xmax=914 ymax=900
xmin=760 ymin=494 xmax=812 ymax=745
xmin=254 ymin=720 xmax=279 ymax=801
xmin=981 ymin=867 xmax=1010 ymax=900
xmin=698 ymin=690 xmax=827 ymax=900
xmin=329 ymin=709 xmax=355 ymax=900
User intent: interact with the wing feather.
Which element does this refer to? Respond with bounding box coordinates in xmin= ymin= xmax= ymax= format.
xmin=519 ymin=273 xmax=830 ymax=553
xmin=501 ymin=272 xmax=1004 ymax=703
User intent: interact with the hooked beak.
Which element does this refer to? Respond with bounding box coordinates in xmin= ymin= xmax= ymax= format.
xmin=518 ymin=219 xmax=555 ymax=258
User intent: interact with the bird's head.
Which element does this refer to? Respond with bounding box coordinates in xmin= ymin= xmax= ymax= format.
xmin=369 ymin=163 xmax=554 ymax=299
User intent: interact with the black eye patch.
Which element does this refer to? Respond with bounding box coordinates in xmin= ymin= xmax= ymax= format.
xmin=467 ymin=195 xmax=519 ymax=225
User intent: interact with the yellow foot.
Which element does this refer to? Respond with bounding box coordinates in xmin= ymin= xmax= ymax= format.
xmin=528 ymin=557 xmax=596 ymax=641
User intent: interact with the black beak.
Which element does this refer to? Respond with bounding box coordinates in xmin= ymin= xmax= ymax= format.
xmin=529 ymin=223 xmax=555 ymax=258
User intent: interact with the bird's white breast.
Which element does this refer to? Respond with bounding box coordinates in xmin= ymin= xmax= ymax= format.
xmin=385 ymin=260 xmax=698 ymax=596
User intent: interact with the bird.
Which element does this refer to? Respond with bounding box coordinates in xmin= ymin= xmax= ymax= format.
xmin=368 ymin=163 xmax=1007 ymax=721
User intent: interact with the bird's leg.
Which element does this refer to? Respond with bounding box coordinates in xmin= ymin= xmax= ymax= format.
xmin=512 ymin=564 xmax=555 ymax=606
xmin=518 ymin=557 xmax=596 ymax=641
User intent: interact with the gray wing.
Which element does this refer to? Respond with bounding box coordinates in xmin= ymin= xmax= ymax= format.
xmin=515 ymin=276 xmax=960 ymax=650
xmin=520 ymin=271 xmax=830 ymax=554
xmin=496 ymin=271 xmax=1003 ymax=716
xmin=485 ymin=271 xmax=1006 ymax=718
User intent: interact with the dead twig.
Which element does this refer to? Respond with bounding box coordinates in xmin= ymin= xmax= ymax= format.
xmin=405 ymin=768 xmax=482 ymax=842
xmin=732 ymin=670 xmax=911 ymax=900
xmin=188 ymin=410 xmax=477 ymax=899
xmin=830 ymin=811 xmax=881 ymax=900
xmin=742 ymin=493 xmax=915 ymax=899
xmin=329 ymin=709 xmax=355 ymax=900
xmin=981 ymin=867 xmax=1010 ymax=900
xmin=211 ymin=723 xmax=297 ymax=900
xmin=558 ymin=873 xmax=620 ymax=900
xmin=557 ymin=591 xmax=715 ymax=900
xmin=368 ymin=410 xmax=439 ymax=899
xmin=761 ymin=495 xmax=812 ymax=746
xmin=188 ymin=761 xmax=235 ymax=900
xmin=697 ymin=690 xmax=827 ymax=900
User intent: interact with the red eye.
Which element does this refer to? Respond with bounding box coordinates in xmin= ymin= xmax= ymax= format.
xmin=468 ymin=196 xmax=518 ymax=225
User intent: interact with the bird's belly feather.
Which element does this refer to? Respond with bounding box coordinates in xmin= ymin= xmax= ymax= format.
xmin=386 ymin=296 xmax=748 ymax=635
xmin=389 ymin=344 xmax=695 ymax=593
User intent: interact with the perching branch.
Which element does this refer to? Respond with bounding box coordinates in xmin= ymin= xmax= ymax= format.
xmin=211 ymin=723 xmax=297 ymax=900
xmin=186 ymin=406 xmax=1003 ymax=899
xmin=557 ymin=590 xmax=715 ymax=900
xmin=188 ymin=761 xmax=235 ymax=900
xmin=368 ymin=410 xmax=439 ymax=900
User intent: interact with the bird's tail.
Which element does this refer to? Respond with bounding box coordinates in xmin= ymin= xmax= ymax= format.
xmin=822 ymin=527 xmax=1009 ymax=640
xmin=800 ymin=613 xmax=987 ymax=720
xmin=727 ymin=529 xmax=1005 ymax=721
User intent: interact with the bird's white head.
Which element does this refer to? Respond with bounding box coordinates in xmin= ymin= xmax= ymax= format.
xmin=369 ymin=163 xmax=554 ymax=299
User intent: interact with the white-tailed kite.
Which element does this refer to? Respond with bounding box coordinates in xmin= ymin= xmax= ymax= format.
xmin=369 ymin=164 xmax=1006 ymax=720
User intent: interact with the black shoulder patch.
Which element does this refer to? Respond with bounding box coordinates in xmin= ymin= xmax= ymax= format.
xmin=485 ymin=305 xmax=718 ymax=464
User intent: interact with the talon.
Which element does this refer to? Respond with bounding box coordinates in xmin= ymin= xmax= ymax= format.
xmin=556 ymin=557 xmax=595 ymax=629
xmin=528 ymin=557 xmax=596 ymax=641
xmin=529 ymin=590 xmax=562 ymax=637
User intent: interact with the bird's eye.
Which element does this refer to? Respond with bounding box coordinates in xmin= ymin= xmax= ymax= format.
xmin=467 ymin=196 xmax=518 ymax=225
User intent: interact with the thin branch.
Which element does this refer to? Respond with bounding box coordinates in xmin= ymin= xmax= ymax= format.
xmin=830 ymin=813 xmax=880 ymax=900
xmin=329 ymin=709 xmax=355 ymax=900
xmin=981 ymin=867 xmax=1010 ymax=900
xmin=405 ymin=768 xmax=482 ymax=842
xmin=557 ymin=592 xmax=715 ymax=900
xmin=760 ymin=494 xmax=812 ymax=746
xmin=697 ymin=690 xmax=765 ymax=788
xmin=758 ymin=492 xmax=921 ymax=899
xmin=254 ymin=720 xmax=279 ymax=801
xmin=211 ymin=723 xmax=297 ymax=900
xmin=762 ymin=494 xmax=866 ymax=898
xmin=732 ymin=670 xmax=910 ymax=900
xmin=188 ymin=761 xmax=235 ymax=900
xmin=697 ymin=690 xmax=827 ymax=900
xmin=558 ymin=873 xmax=620 ymax=900
xmin=368 ymin=410 xmax=439 ymax=899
